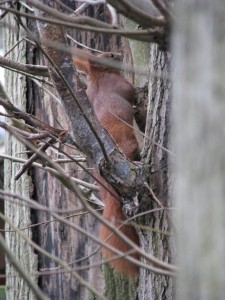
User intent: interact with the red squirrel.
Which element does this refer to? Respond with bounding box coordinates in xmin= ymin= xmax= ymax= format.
xmin=74 ymin=52 xmax=139 ymax=278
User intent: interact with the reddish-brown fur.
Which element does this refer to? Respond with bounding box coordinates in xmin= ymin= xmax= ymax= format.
xmin=74 ymin=52 xmax=139 ymax=278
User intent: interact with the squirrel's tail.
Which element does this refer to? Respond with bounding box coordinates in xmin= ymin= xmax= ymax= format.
xmin=97 ymin=176 xmax=139 ymax=278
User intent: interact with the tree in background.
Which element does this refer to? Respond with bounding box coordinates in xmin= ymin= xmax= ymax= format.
xmin=173 ymin=1 xmax=225 ymax=299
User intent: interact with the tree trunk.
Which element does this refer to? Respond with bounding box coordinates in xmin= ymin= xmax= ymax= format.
xmin=138 ymin=44 xmax=175 ymax=300
xmin=120 ymin=16 xmax=176 ymax=298
xmin=173 ymin=1 xmax=225 ymax=299
xmin=3 ymin=9 xmax=38 ymax=300
xmin=0 ymin=158 xmax=4 ymax=285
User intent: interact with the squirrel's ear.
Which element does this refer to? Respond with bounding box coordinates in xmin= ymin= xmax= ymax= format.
xmin=73 ymin=58 xmax=90 ymax=74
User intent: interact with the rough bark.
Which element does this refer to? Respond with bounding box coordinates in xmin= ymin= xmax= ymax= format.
xmin=0 ymin=158 xmax=4 ymax=285
xmin=173 ymin=1 xmax=225 ymax=299
xmin=138 ymin=45 xmax=175 ymax=300
xmin=121 ymin=14 xmax=175 ymax=298
xmin=3 ymin=9 xmax=38 ymax=300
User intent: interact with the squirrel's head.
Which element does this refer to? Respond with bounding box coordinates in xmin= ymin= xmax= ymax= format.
xmin=90 ymin=52 xmax=123 ymax=73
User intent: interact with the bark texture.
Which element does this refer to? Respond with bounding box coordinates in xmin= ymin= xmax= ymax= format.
xmin=138 ymin=45 xmax=175 ymax=300
xmin=173 ymin=1 xmax=225 ymax=299
xmin=0 ymin=158 xmax=4 ymax=285
xmin=4 ymin=9 xmax=38 ymax=300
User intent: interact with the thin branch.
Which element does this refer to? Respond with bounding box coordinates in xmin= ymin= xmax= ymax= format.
xmin=31 ymin=78 xmax=60 ymax=104
xmin=67 ymin=34 xmax=103 ymax=54
xmin=15 ymin=18 xmax=111 ymax=165
xmin=4 ymin=37 xmax=26 ymax=57
xmin=38 ymin=248 xmax=137 ymax=275
xmin=131 ymin=222 xmax=174 ymax=236
xmin=2 ymin=123 xmax=177 ymax=274
xmin=0 ymin=234 xmax=48 ymax=300
xmin=74 ymin=0 xmax=105 ymax=4
xmin=19 ymin=1 xmax=34 ymax=12
xmin=73 ymin=3 xmax=90 ymax=15
xmin=0 ymin=153 xmax=99 ymax=191
xmin=144 ymin=182 xmax=177 ymax=230
xmin=0 ymin=189 xmax=84 ymax=213
xmin=0 ymin=92 xmax=116 ymax=197
xmin=49 ymin=143 xmax=119 ymax=199
xmin=0 ymin=97 xmax=64 ymax=136
xmin=0 ymin=7 xmax=8 ymax=19
xmin=106 ymin=0 xmax=166 ymax=27
xmin=0 ymin=55 xmax=49 ymax=77
xmin=26 ymin=0 xmax=113 ymax=29
xmin=1 ymin=188 xmax=175 ymax=276
xmin=0 ymin=64 xmax=52 ymax=86
xmin=0 ymin=212 xmax=107 ymax=300
xmin=55 ymin=0 xmax=75 ymax=14
xmin=0 ymin=208 xmax=103 ymax=233
xmin=0 ymin=5 xmax=165 ymax=42
xmin=52 ymin=157 xmax=86 ymax=163
xmin=151 ymin=0 xmax=172 ymax=21
xmin=14 ymin=137 xmax=55 ymax=180
xmin=106 ymin=4 xmax=118 ymax=27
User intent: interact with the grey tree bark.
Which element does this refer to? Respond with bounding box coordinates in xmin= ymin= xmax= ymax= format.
xmin=138 ymin=45 xmax=175 ymax=300
xmin=173 ymin=1 xmax=225 ymax=299
xmin=3 ymin=9 xmax=38 ymax=300
xmin=121 ymin=17 xmax=175 ymax=300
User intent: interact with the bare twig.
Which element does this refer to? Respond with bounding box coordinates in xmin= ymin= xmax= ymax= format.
xmin=4 ymin=37 xmax=26 ymax=57
xmin=1 ymin=187 xmax=175 ymax=276
xmin=18 ymin=19 xmax=111 ymax=165
xmin=0 ymin=209 xmax=103 ymax=233
xmin=0 ymin=8 xmax=8 ymax=19
xmin=0 ymin=97 xmax=64 ymax=136
xmin=2 ymin=122 xmax=177 ymax=274
xmin=74 ymin=0 xmax=105 ymax=4
xmin=0 ymin=211 xmax=107 ymax=300
xmin=0 ymin=55 xmax=49 ymax=76
xmin=0 ymin=234 xmax=48 ymax=300
xmin=0 ymin=153 xmax=99 ymax=191
xmin=106 ymin=0 xmax=166 ymax=28
xmin=106 ymin=4 xmax=118 ymax=27
xmin=144 ymin=182 xmax=176 ymax=230
xmin=15 ymin=137 xmax=55 ymax=180
xmin=19 ymin=1 xmax=34 ymax=12
xmin=0 ymin=189 xmax=84 ymax=213
xmin=73 ymin=3 xmax=90 ymax=15
xmin=0 ymin=4 xmax=165 ymax=42
xmin=67 ymin=34 xmax=103 ymax=53
xmin=151 ymin=0 xmax=172 ymax=21
xmin=26 ymin=0 xmax=113 ymax=29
